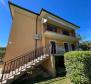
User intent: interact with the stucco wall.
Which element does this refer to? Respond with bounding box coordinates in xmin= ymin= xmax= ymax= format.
xmin=4 ymin=4 xmax=78 ymax=62
xmin=41 ymin=55 xmax=56 ymax=77
xmin=44 ymin=37 xmax=78 ymax=51
xmin=4 ymin=11 xmax=41 ymax=61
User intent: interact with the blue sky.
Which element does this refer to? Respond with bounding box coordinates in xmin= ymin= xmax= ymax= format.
xmin=0 ymin=0 xmax=91 ymax=47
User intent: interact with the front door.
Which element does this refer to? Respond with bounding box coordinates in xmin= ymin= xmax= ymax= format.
xmin=50 ymin=41 xmax=56 ymax=54
xmin=64 ymin=43 xmax=69 ymax=52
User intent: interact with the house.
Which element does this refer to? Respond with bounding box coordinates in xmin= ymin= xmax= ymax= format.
xmin=0 ymin=1 xmax=80 ymax=84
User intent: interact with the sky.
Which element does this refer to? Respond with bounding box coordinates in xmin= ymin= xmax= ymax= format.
xmin=0 ymin=0 xmax=91 ymax=47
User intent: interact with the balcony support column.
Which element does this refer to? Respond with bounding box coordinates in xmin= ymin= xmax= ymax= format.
xmin=41 ymin=54 xmax=56 ymax=77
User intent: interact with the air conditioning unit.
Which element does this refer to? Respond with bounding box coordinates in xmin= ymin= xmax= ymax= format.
xmin=34 ymin=33 xmax=42 ymax=40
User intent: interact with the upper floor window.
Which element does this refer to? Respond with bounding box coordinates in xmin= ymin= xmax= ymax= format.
xmin=47 ymin=24 xmax=57 ymax=32
xmin=62 ymin=30 xmax=70 ymax=36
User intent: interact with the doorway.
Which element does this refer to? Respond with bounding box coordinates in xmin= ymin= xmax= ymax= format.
xmin=50 ymin=41 xmax=56 ymax=54
xmin=55 ymin=56 xmax=66 ymax=76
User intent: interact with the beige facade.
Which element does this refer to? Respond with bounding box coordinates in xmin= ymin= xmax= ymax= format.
xmin=3 ymin=2 xmax=79 ymax=76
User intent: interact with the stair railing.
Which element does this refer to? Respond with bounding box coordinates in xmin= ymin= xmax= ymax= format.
xmin=1 ymin=45 xmax=50 ymax=83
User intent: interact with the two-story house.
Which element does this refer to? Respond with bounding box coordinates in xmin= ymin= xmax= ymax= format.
xmin=0 ymin=2 xmax=80 ymax=84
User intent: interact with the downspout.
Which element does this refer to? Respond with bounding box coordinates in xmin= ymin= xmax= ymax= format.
xmin=35 ymin=15 xmax=38 ymax=52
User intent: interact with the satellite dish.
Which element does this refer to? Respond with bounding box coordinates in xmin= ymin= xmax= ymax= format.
xmin=41 ymin=18 xmax=47 ymax=23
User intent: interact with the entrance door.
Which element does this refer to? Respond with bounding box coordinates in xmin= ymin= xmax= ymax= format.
xmin=64 ymin=43 xmax=69 ymax=52
xmin=50 ymin=41 xmax=56 ymax=54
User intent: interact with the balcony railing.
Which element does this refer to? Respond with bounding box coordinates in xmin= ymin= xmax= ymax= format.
xmin=56 ymin=46 xmax=65 ymax=55
xmin=45 ymin=28 xmax=76 ymax=38
xmin=44 ymin=31 xmax=78 ymax=42
xmin=49 ymin=43 xmax=77 ymax=55
xmin=49 ymin=43 xmax=65 ymax=55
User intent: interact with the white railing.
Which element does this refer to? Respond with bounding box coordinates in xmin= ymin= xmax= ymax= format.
xmin=56 ymin=45 xmax=65 ymax=54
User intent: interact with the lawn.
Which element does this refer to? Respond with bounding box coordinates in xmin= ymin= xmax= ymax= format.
xmin=12 ymin=67 xmax=71 ymax=84
xmin=12 ymin=75 xmax=71 ymax=84
xmin=35 ymin=77 xmax=71 ymax=84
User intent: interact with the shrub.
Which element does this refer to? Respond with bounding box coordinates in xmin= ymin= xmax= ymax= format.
xmin=64 ymin=51 xmax=91 ymax=84
xmin=79 ymin=41 xmax=91 ymax=50
xmin=0 ymin=48 xmax=6 ymax=57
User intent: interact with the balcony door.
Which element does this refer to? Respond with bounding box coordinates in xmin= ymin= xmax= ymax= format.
xmin=50 ymin=41 xmax=56 ymax=54
xmin=47 ymin=24 xmax=57 ymax=32
xmin=64 ymin=43 xmax=69 ymax=52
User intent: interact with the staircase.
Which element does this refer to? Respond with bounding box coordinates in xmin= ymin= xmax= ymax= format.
xmin=0 ymin=46 xmax=50 ymax=84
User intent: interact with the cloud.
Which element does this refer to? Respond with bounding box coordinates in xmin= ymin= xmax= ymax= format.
xmin=0 ymin=0 xmax=7 ymax=7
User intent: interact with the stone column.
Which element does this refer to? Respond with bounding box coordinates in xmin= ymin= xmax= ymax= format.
xmin=41 ymin=54 xmax=56 ymax=77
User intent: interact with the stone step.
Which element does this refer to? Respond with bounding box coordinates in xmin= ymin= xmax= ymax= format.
xmin=0 ymin=54 xmax=49 ymax=84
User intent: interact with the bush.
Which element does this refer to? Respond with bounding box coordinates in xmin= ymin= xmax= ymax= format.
xmin=64 ymin=51 xmax=91 ymax=84
xmin=79 ymin=41 xmax=91 ymax=50
xmin=0 ymin=48 xmax=6 ymax=57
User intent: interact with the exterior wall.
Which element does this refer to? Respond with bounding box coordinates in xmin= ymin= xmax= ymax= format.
xmin=44 ymin=22 xmax=78 ymax=49
xmin=4 ymin=11 xmax=42 ymax=62
xmin=45 ymin=37 xmax=76 ymax=46
xmin=47 ymin=23 xmax=76 ymax=37
xmin=41 ymin=55 xmax=56 ymax=77
xmin=44 ymin=36 xmax=78 ymax=52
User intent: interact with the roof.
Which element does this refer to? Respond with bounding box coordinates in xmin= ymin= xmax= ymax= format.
xmin=8 ymin=1 xmax=80 ymax=28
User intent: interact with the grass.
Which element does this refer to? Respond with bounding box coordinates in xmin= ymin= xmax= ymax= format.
xmin=12 ymin=74 xmax=71 ymax=84
xmin=12 ymin=67 xmax=71 ymax=84
xmin=34 ymin=77 xmax=71 ymax=84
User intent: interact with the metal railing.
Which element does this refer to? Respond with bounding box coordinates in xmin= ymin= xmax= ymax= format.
xmin=1 ymin=46 xmax=50 ymax=83
xmin=56 ymin=46 xmax=65 ymax=54
xmin=49 ymin=43 xmax=65 ymax=55
xmin=0 ymin=56 xmax=3 ymax=62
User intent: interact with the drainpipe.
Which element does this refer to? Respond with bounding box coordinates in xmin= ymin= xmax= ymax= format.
xmin=35 ymin=16 xmax=38 ymax=55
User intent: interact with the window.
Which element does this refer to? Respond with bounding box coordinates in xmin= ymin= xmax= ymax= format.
xmin=71 ymin=44 xmax=75 ymax=51
xmin=47 ymin=24 xmax=57 ymax=32
xmin=62 ymin=30 xmax=70 ymax=36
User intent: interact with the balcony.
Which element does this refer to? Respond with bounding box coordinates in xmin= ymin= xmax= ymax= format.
xmin=44 ymin=31 xmax=78 ymax=41
xmin=49 ymin=43 xmax=77 ymax=55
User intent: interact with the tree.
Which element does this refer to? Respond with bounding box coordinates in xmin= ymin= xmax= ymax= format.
xmin=0 ymin=47 xmax=6 ymax=57
xmin=79 ymin=41 xmax=91 ymax=50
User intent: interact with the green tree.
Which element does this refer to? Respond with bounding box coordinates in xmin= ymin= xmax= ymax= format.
xmin=0 ymin=47 xmax=6 ymax=57
xmin=79 ymin=41 xmax=91 ymax=50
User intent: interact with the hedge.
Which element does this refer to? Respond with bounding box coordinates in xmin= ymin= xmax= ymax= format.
xmin=64 ymin=51 xmax=91 ymax=84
